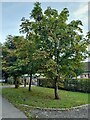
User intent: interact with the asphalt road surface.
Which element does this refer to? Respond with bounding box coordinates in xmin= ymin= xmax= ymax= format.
xmin=30 ymin=104 xmax=90 ymax=119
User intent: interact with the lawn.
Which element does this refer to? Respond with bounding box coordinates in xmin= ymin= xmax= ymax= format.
xmin=2 ymin=86 xmax=89 ymax=109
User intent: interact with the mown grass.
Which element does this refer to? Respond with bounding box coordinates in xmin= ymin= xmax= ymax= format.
xmin=2 ymin=86 xmax=89 ymax=109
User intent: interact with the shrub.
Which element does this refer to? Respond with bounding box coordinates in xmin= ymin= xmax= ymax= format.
xmin=38 ymin=78 xmax=90 ymax=93
xmin=37 ymin=78 xmax=53 ymax=88
xmin=61 ymin=78 xmax=90 ymax=93
xmin=7 ymin=77 xmax=14 ymax=84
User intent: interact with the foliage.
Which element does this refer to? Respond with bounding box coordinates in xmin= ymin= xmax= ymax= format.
xmin=2 ymin=34 xmax=39 ymax=89
xmin=0 ymin=42 xmax=2 ymax=80
xmin=7 ymin=76 xmax=14 ymax=84
xmin=2 ymin=35 xmax=28 ymax=87
xmin=2 ymin=35 xmax=24 ymax=77
xmin=38 ymin=78 xmax=90 ymax=93
xmin=62 ymin=78 xmax=90 ymax=93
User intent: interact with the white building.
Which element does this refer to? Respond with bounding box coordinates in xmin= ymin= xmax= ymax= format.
xmin=80 ymin=45 xmax=90 ymax=78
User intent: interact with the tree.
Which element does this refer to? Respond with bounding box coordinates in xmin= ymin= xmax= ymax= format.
xmin=16 ymin=34 xmax=38 ymax=91
xmin=2 ymin=35 xmax=14 ymax=83
xmin=20 ymin=2 xmax=44 ymax=91
xmin=2 ymin=35 xmax=27 ymax=88
xmin=0 ymin=42 xmax=2 ymax=80
xmin=20 ymin=2 xmax=89 ymax=99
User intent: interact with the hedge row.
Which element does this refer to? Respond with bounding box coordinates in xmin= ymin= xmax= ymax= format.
xmin=37 ymin=78 xmax=90 ymax=93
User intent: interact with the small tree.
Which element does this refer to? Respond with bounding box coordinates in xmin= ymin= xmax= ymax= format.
xmin=2 ymin=35 xmax=27 ymax=88
xmin=20 ymin=2 xmax=89 ymax=99
xmin=16 ymin=36 xmax=38 ymax=91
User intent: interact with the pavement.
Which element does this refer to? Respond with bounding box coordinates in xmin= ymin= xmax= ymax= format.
xmin=0 ymin=86 xmax=28 ymax=119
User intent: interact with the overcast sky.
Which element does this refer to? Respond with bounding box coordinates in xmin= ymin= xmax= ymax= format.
xmin=0 ymin=0 xmax=90 ymax=43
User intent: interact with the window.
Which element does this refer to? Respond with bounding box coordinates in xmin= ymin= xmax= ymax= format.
xmin=85 ymin=75 xmax=86 ymax=77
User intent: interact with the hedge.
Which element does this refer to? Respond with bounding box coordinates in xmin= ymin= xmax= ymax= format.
xmin=37 ymin=78 xmax=90 ymax=93
xmin=60 ymin=78 xmax=90 ymax=93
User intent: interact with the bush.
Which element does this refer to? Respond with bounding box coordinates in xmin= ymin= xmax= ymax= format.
xmin=38 ymin=78 xmax=90 ymax=93
xmin=37 ymin=78 xmax=53 ymax=88
xmin=7 ymin=77 xmax=14 ymax=84
xmin=61 ymin=78 xmax=90 ymax=93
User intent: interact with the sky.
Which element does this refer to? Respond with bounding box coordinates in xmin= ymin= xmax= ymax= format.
xmin=0 ymin=0 xmax=90 ymax=43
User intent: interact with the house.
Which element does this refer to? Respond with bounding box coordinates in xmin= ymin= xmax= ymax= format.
xmin=21 ymin=74 xmax=38 ymax=85
xmin=80 ymin=62 xmax=90 ymax=78
xmin=80 ymin=44 xmax=90 ymax=78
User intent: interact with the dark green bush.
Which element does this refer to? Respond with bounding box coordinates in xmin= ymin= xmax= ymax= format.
xmin=7 ymin=76 xmax=14 ymax=84
xmin=37 ymin=78 xmax=53 ymax=88
xmin=38 ymin=78 xmax=90 ymax=93
xmin=60 ymin=78 xmax=90 ymax=93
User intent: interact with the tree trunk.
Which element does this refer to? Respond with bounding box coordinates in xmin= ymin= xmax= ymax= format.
xmin=37 ymin=79 xmax=40 ymax=86
xmin=54 ymin=76 xmax=59 ymax=99
xmin=29 ymin=73 xmax=32 ymax=91
xmin=24 ymin=79 xmax=26 ymax=87
xmin=14 ymin=76 xmax=19 ymax=88
xmin=54 ymin=41 xmax=60 ymax=99
xmin=5 ymin=74 xmax=8 ymax=83
xmin=5 ymin=77 xmax=8 ymax=83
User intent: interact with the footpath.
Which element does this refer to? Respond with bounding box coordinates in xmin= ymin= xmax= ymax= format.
xmin=0 ymin=85 xmax=28 ymax=119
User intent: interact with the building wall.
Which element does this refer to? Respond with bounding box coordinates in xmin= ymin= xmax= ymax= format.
xmin=88 ymin=44 xmax=90 ymax=62
xmin=80 ymin=73 xmax=90 ymax=78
